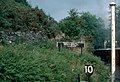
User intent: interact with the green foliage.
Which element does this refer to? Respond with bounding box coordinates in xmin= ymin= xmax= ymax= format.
xmin=0 ymin=0 xmax=30 ymax=30
xmin=0 ymin=0 xmax=60 ymax=42
xmin=0 ymin=41 xmax=109 ymax=81
xmin=14 ymin=0 xmax=30 ymax=7
xmin=0 ymin=42 xmax=72 ymax=81
xmin=0 ymin=1 xmax=110 ymax=81
xmin=59 ymin=9 xmax=108 ymax=49
xmin=59 ymin=9 xmax=81 ymax=39
xmin=79 ymin=53 xmax=109 ymax=82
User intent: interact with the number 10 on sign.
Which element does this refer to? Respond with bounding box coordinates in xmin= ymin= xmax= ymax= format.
xmin=84 ymin=65 xmax=94 ymax=76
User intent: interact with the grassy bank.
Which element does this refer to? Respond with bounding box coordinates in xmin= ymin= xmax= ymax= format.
xmin=0 ymin=41 xmax=109 ymax=82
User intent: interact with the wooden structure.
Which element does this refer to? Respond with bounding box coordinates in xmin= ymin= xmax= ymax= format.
xmin=93 ymin=48 xmax=120 ymax=66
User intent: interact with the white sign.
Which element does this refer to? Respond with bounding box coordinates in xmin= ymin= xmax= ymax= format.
xmin=57 ymin=42 xmax=84 ymax=48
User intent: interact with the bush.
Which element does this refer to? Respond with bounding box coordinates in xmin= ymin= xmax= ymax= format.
xmin=0 ymin=42 xmax=109 ymax=81
xmin=0 ymin=42 xmax=74 ymax=81
xmin=79 ymin=52 xmax=110 ymax=82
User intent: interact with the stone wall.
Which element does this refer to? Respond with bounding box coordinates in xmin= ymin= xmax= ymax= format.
xmin=0 ymin=31 xmax=48 ymax=44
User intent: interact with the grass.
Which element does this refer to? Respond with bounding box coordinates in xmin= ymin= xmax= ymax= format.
xmin=0 ymin=41 xmax=110 ymax=82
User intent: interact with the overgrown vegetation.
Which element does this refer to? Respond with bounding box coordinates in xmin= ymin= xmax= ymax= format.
xmin=0 ymin=0 xmax=111 ymax=81
xmin=0 ymin=0 xmax=60 ymax=44
xmin=59 ymin=9 xmax=108 ymax=50
xmin=0 ymin=41 xmax=109 ymax=82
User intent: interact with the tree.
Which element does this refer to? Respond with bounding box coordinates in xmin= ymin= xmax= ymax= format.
xmin=59 ymin=9 xmax=107 ymax=50
xmin=59 ymin=9 xmax=81 ymax=40
xmin=80 ymin=12 xmax=107 ymax=49
xmin=14 ymin=0 xmax=30 ymax=7
xmin=0 ymin=0 xmax=61 ymax=44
